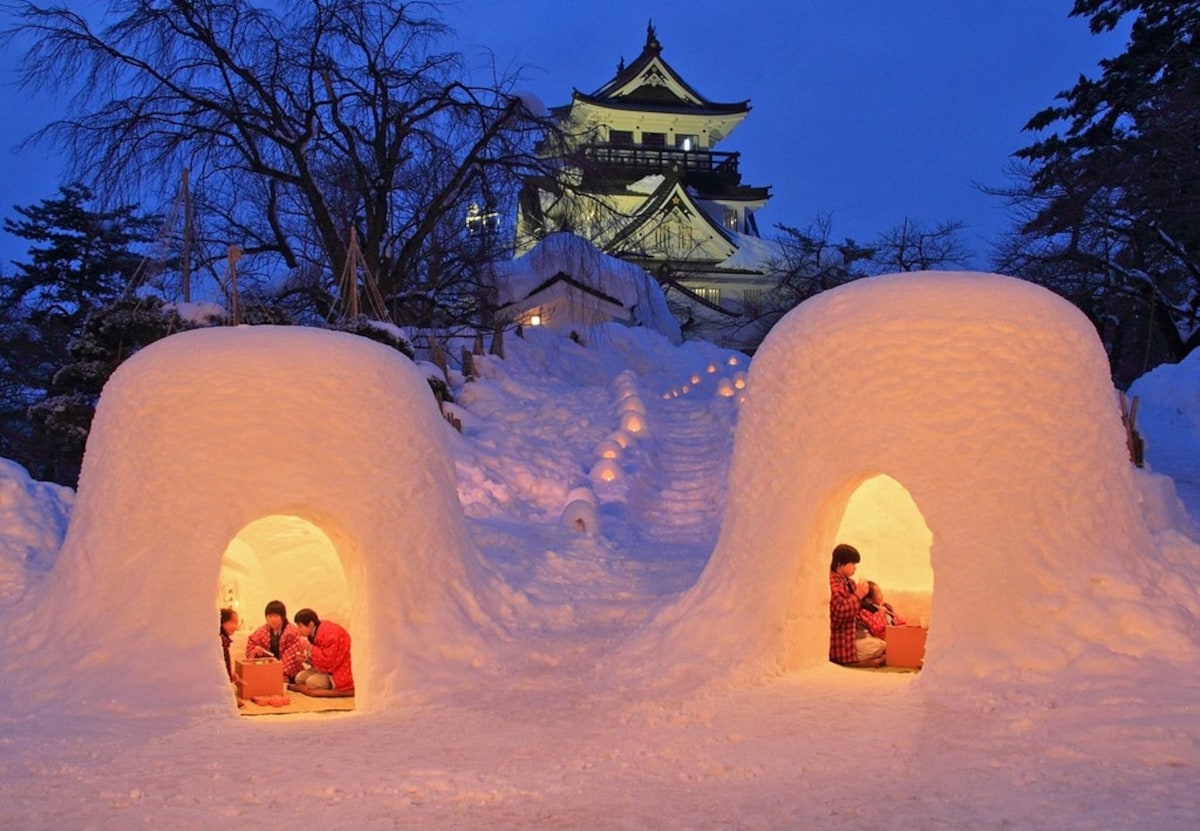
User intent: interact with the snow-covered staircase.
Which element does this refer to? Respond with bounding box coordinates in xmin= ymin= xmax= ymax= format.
xmin=632 ymin=395 xmax=734 ymax=544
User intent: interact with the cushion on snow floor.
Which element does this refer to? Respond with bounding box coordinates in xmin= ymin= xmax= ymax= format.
xmin=287 ymin=682 xmax=355 ymax=698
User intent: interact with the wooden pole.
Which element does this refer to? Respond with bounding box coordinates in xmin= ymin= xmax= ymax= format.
xmin=180 ymin=168 xmax=192 ymax=303
xmin=227 ymin=244 xmax=243 ymax=325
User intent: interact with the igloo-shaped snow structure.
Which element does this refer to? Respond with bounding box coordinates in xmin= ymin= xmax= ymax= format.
xmin=4 ymin=326 xmax=495 ymax=715
xmin=641 ymin=272 xmax=1196 ymax=685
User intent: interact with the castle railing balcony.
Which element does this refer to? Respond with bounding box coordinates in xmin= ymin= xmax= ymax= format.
xmin=577 ymin=145 xmax=742 ymax=187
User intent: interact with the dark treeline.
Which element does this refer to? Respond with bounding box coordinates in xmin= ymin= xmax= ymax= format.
xmin=1 ymin=0 xmax=1195 ymax=484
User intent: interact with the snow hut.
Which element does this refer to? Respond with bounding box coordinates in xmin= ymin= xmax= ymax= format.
xmin=5 ymin=327 xmax=494 ymax=716
xmin=640 ymin=272 xmax=1196 ymax=686
xmin=493 ymin=232 xmax=682 ymax=344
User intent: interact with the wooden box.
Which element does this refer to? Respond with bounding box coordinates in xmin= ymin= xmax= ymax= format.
xmin=235 ymin=657 xmax=284 ymax=698
xmin=885 ymin=625 xmax=927 ymax=669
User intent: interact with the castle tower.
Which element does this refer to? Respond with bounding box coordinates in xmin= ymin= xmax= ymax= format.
xmin=518 ymin=23 xmax=780 ymax=348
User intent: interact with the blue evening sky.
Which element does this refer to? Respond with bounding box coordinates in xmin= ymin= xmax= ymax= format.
xmin=0 ymin=1 xmax=1129 ymax=269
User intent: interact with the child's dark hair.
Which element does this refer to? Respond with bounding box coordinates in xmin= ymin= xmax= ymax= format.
xmin=294 ymin=608 xmax=320 ymax=627
xmin=220 ymin=607 xmax=236 ymax=628
xmin=830 ymin=543 xmax=861 ymax=571
xmin=861 ymin=581 xmax=880 ymax=612
xmin=264 ymin=599 xmax=287 ymax=621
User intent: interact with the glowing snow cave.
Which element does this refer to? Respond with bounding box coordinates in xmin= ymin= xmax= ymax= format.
xmin=9 ymin=326 xmax=495 ymax=715
xmin=640 ymin=272 xmax=1189 ymax=686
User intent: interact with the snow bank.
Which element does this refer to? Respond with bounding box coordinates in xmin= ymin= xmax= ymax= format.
xmin=635 ymin=271 xmax=1197 ymax=689
xmin=0 ymin=326 xmax=500 ymax=717
xmin=1129 ymin=348 xmax=1200 ymax=484
xmin=0 ymin=458 xmax=72 ymax=604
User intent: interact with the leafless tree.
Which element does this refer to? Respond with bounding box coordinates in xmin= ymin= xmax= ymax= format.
xmin=870 ymin=218 xmax=972 ymax=273
xmin=4 ymin=0 xmax=556 ymax=326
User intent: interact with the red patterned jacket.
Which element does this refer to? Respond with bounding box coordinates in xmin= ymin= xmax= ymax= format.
xmin=246 ymin=623 xmax=307 ymax=680
xmin=829 ymin=572 xmax=860 ymax=664
xmin=308 ymin=620 xmax=354 ymax=693
xmin=859 ymin=603 xmax=907 ymax=639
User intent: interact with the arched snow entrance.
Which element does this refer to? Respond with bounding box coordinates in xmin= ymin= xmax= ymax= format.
xmin=220 ymin=515 xmax=353 ymax=635
xmin=5 ymin=326 xmax=496 ymax=717
xmin=220 ymin=514 xmax=356 ymax=713
xmin=832 ymin=473 xmax=934 ymax=628
xmin=635 ymin=272 xmax=1191 ymax=688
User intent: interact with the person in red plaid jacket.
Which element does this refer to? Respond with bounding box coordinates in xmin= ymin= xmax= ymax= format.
xmin=245 ymin=599 xmax=307 ymax=681
xmin=829 ymin=544 xmax=882 ymax=666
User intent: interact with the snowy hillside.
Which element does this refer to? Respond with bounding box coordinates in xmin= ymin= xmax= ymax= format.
xmin=1 ymin=314 xmax=1199 ymax=829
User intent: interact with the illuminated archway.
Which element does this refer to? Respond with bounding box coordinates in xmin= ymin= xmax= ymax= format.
xmin=834 ymin=473 xmax=934 ymax=628
xmin=219 ymin=514 xmax=353 ymax=644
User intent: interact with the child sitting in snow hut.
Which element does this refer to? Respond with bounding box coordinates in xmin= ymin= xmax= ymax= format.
xmin=245 ymin=599 xmax=307 ymax=681
xmin=858 ymin=581 xmax=907 ymax=639
xmin=220 ymin=608 xmax=239 ymax=682
xmin=292 ymin=608 xmax=354 ymax=695
xmin=829 ymin=544 xmax=884 ymax=667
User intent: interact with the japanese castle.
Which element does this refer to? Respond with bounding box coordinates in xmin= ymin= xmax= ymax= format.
xmin=516 ymin=23 xmax=781 ymax=348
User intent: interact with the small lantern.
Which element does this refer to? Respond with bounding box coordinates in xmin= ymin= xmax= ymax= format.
xmin=620 ymin=411 xmax=646 ymax=435
xmin=590 ymin=458 xmax=621 ymax=482
xmin=596 ymin=439 xmax=623 ymax=460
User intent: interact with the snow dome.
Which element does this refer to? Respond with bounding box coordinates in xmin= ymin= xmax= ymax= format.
xmin=2 ymin=326 xmax=496 ymax=716
xmin=640 ymin=272 xmax=1197 ymax=686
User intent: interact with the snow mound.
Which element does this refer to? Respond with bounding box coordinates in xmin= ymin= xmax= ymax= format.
xmin=632 ymin=271 xmax=1198 ymax=691
xmin=0 ymin=458 xmax=73 ymax=604
xmin=1129 ymin=348 xmax=1200 ymax=484
xmin=0 ymin=326 xmax=499 ymax=717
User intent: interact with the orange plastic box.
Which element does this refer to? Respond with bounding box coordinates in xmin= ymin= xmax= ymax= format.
xmin=885 ymin=625 xmax=927 ymax=669
xmin=235 ymin=657 xmax=284 ymax=698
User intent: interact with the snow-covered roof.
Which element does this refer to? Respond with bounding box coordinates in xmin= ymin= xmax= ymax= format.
xmin=493 ymin=232 xmax=681 ymax=343
xmin=718 ymin=230 xmax=783 ymax=273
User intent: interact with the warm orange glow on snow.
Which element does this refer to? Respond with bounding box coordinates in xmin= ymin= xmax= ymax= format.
xmin=620 ymin=411 xmax=646 ymax=434
xmin=596 ymin=439 xmax=623 ymax=460
xmin=834 ymin=474 xmax=934 ymax=622
xmin=219 ymin=515 xmax=352 ymax=633
xmin=717 ymin=378 xmax=736 ymax=397
xmin=590 ymin=459 xmax=620 ymax=482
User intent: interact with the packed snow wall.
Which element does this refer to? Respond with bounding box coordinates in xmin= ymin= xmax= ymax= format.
xmin=2 ymin=326 xmax=496 ymax=716
xmin=640 ymin=272 xmax=1195 ymax=686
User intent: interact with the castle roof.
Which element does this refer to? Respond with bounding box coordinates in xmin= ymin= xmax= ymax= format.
xmin=564 ymin=22 xmax=750 ymax=117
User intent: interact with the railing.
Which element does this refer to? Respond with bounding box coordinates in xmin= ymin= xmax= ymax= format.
xmin=579 ymin=146 xmax=741 ymax=184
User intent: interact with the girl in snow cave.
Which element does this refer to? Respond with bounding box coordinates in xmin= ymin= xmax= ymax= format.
xmin=245 ymin=599 xmax=307 ymax=681
xmin=858 ymin=581 xmax=907 ymax=639
xmin=220 ymin=607 xmax=239 ymax=682
xmin=829 ymin=544 xmax=885 ymax=667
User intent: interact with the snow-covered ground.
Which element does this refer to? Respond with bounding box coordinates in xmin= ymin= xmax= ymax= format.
xmin=1 ymin=314 xmax=1199 ymax=829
